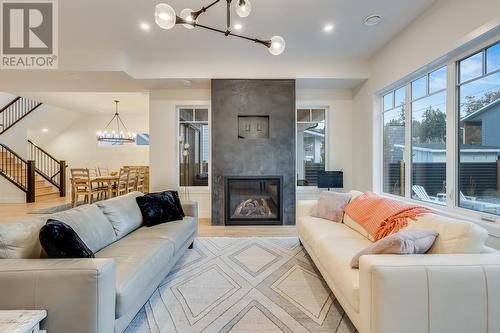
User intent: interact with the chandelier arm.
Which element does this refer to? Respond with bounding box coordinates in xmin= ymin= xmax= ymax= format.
xmin=191 ymin=0 xmax=221 ymax=21
xmin=117 ymin=115 xmax=130 ymax=133
xmin=182 ymin=20 xmax=271 ymax=48
xmin=103 ymin=114 xmax=118 ymax=131
xmin=226 ymin=0 xmax=231 ymax=31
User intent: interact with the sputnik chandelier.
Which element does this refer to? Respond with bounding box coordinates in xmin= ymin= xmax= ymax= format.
xmin=154 ymin=0 xmax=286 ymax=55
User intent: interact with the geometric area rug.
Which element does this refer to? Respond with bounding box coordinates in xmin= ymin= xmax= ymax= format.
xmin=125 ymin=237 xmax=358 ymax=333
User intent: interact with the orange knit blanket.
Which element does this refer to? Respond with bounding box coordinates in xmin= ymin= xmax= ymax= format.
xmin=344 ymin=191 xmax=431 ymax=241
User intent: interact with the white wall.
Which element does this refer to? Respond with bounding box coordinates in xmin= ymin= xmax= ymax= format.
xmin=352 ymin=0 xmax=500 ymax=192
xmin=150 ymin=89 xmax=212 ymax=218
xmin=43 ymin=112 xmax=149 ymax=194
xmin=149 ymin=87 xmax=354 ymax=217
xmin=296 ymin=89 xmax=353 ymax=199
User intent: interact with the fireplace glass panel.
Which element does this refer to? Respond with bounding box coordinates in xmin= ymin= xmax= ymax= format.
xmin=226 ymin=177 xmax=281 ymax=224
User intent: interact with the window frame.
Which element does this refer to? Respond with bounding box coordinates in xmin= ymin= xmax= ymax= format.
xmin=176 ymin=105 xmax=211 ymax=189
xmin=296 ymin=106 xmax=329 ymax=188
xmin=379 ymin=38 xmax=500 ymax=223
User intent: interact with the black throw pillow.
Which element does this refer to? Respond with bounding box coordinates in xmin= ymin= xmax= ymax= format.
xmin=136 ymin=191 xmax=184 ymax=227
xmin=39 ymin=219 xmax=94 ymax=258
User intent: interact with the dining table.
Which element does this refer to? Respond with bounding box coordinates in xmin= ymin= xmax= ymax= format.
xmin=91 ymin=175 xmax=120 ymax=198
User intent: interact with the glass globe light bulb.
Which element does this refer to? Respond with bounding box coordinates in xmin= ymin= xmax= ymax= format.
xmin=268 ymin=36 xmax=285 ymax=55
xmin=180 ymin=8 xmax=195 ymax=29
xmin=235 ymin=0 xmax=252 ymax=18
xmin=155 ymin=3 xmax=176 ymax=30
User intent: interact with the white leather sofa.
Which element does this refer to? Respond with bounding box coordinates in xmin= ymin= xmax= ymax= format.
xmin=0 ymin=192 xmax=198 ymax=333
xmin=297 ymin=191 xmax=500 ymax=333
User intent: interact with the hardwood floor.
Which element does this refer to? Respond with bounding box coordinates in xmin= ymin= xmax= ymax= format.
xmin=0 ymin=198 xmax=297 ymax=237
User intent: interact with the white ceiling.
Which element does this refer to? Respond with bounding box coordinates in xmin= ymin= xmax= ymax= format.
xmin=1 ymin=1 xmax=436 ymax=93
xmin=55 ymin=0 xmax=434 ymax=81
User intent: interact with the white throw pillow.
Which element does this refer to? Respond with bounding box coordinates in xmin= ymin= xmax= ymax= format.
xmin=0 ymin=218 xmax=45 ymax=259
xmin=403 ymin=213 xmax=488 ymax=254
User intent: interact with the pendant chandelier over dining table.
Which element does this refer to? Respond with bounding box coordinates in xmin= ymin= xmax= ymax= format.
xmin=96 ymin=100 xmax=136 ymax=144
xmin=154 ymin=0 xmax=286 ymax=55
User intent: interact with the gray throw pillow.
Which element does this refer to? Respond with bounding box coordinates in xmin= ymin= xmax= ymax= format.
xmin=312 ymin=191 xmax=352 ymax=222
xmin=350 ymin=229 xmax=439 ymax=269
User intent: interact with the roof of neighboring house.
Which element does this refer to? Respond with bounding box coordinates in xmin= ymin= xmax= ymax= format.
xmin=461 ymin=98 xmax=500 ymax=122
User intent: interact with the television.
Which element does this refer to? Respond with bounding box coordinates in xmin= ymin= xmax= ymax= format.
xmin=317 ymin=171 xmax=343 ymax=189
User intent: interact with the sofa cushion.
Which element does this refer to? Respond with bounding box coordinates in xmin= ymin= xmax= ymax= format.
xmin=50 ymin=204 xmax=116 ymax=253
xmin=403 ymin=213 xmax=488 ymax=254
xmin=39 ymin=219 xmax=95 ymax=258
xmin=298 ymin=216 xmax=367 ymax=246
xmin=315 ymin=236 xmax=371 ymax=312
xmin=97 ymin=191 xmax=144 ymax=239
xmin=130 ymin=217 xmax=197 ymax=253
xmin=0 ymin=218 xmax=45 ymax=259
xmin=95 ymin=233 xmax=175 ymax=318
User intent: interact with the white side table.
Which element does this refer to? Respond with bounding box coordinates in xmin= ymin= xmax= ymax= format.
xmin=0 ymin=310 xmax=47 ymax=333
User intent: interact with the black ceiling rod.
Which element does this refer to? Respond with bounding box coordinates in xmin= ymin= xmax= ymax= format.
xmin=225 ymin=0 xmax=232 ymax=35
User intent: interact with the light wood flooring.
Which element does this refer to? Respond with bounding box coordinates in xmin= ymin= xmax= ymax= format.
xmin=0 ymin=197 xmax=297 ymax=237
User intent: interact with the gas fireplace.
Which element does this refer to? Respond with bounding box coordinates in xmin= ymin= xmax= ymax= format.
xmin=225 ymin=176 xmax=283 ymax=225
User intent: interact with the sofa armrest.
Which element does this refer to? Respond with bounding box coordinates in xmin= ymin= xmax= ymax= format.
xmin=297 ymin=200 xmax=317 ymax=218
xmin=0 ymin=259 xmax=116 ymax=333
xmin=359 ymin=254 xmax=500 ymax=333
xmin=182 ymin=201 xmax=198 ymax=220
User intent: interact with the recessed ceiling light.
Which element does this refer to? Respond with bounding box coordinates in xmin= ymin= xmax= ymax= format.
xmin=183 ymin=79 xmax=193 ymax=87
xmin=234 ymin=23 xmax=243 ymax=31
xmin=364 ymin=14 xmax=382 ymax=26
xmin=140 ymin=22 xmax=151 ymax=31
xmin=42 ymin=128 xmax=48 ymax=133
xmin=324 ymin=24 xmax=334 ymax=32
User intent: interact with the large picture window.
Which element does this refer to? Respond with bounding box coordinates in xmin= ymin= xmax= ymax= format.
xmin=382 ymin=87 xmax=406 ymax=196
xmin=380 ymin=39 xmax=500 ymax=218
xmin=178 ymin=107 xmax=209 ymax=187
xmin=297 ymin=108 xmax=326 ymax=186
xmin=411 ymin=67 xmax=447 ymax=205
xmin=458 ymin=43 xmax=500 ymax=215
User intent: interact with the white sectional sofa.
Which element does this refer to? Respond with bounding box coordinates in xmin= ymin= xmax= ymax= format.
xmin=0 ymin=192 xmax=198 ymax=333
xmin=297 ymin=190 xmax=500 ymax=333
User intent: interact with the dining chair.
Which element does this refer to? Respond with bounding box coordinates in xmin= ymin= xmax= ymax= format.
xmin=136 ymin=167 xmax=146 ymax=192
xmin=111 ymin=168 xmax=129 ymax=197
xmin=70 ymin=168 xmax=104 ymax=207
xmin=127 ymin=167 xmax=139 ymax=193
xmin=98 ymin=167 xmax=110 ymax=176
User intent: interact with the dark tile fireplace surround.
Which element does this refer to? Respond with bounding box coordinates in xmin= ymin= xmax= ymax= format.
xmin=211 ymin=79 xmax=296 ymax=226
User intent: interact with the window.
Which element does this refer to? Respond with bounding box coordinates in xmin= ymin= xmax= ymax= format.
xmin=411 ymin=67 xmax=447 ymax=205
xmin=178 ymin=107 xmax=209 ymax=186
xmin=380 ymin=40 xmax=500 ymax=218
xmin=382 ymin=87 xmax=406 ymax=196
xmin=297 ymin=108 xmax=326 ymax=186
xmin=458 ymin=42 xmax=500 ymax=215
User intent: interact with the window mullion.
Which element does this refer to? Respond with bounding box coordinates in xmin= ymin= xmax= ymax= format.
xmin=404 ymin=83 xmax=412 ymax=199
xmin=446 ymin=61 xmax=457 ymax=207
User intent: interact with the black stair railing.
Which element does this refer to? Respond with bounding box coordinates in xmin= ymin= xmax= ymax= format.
xmin=0 ymin=97 xmax=42 ymax=134
xmin=0 ymin=143 xmax=36 ymax=202
xmin=28 ymin=140 xmax=66 ymax=197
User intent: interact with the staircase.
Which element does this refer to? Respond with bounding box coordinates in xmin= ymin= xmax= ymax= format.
xmin=0 ymin=96 xmax=66 ymax=203
xmin=0 ymin=97 xmax=42 ymax=134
